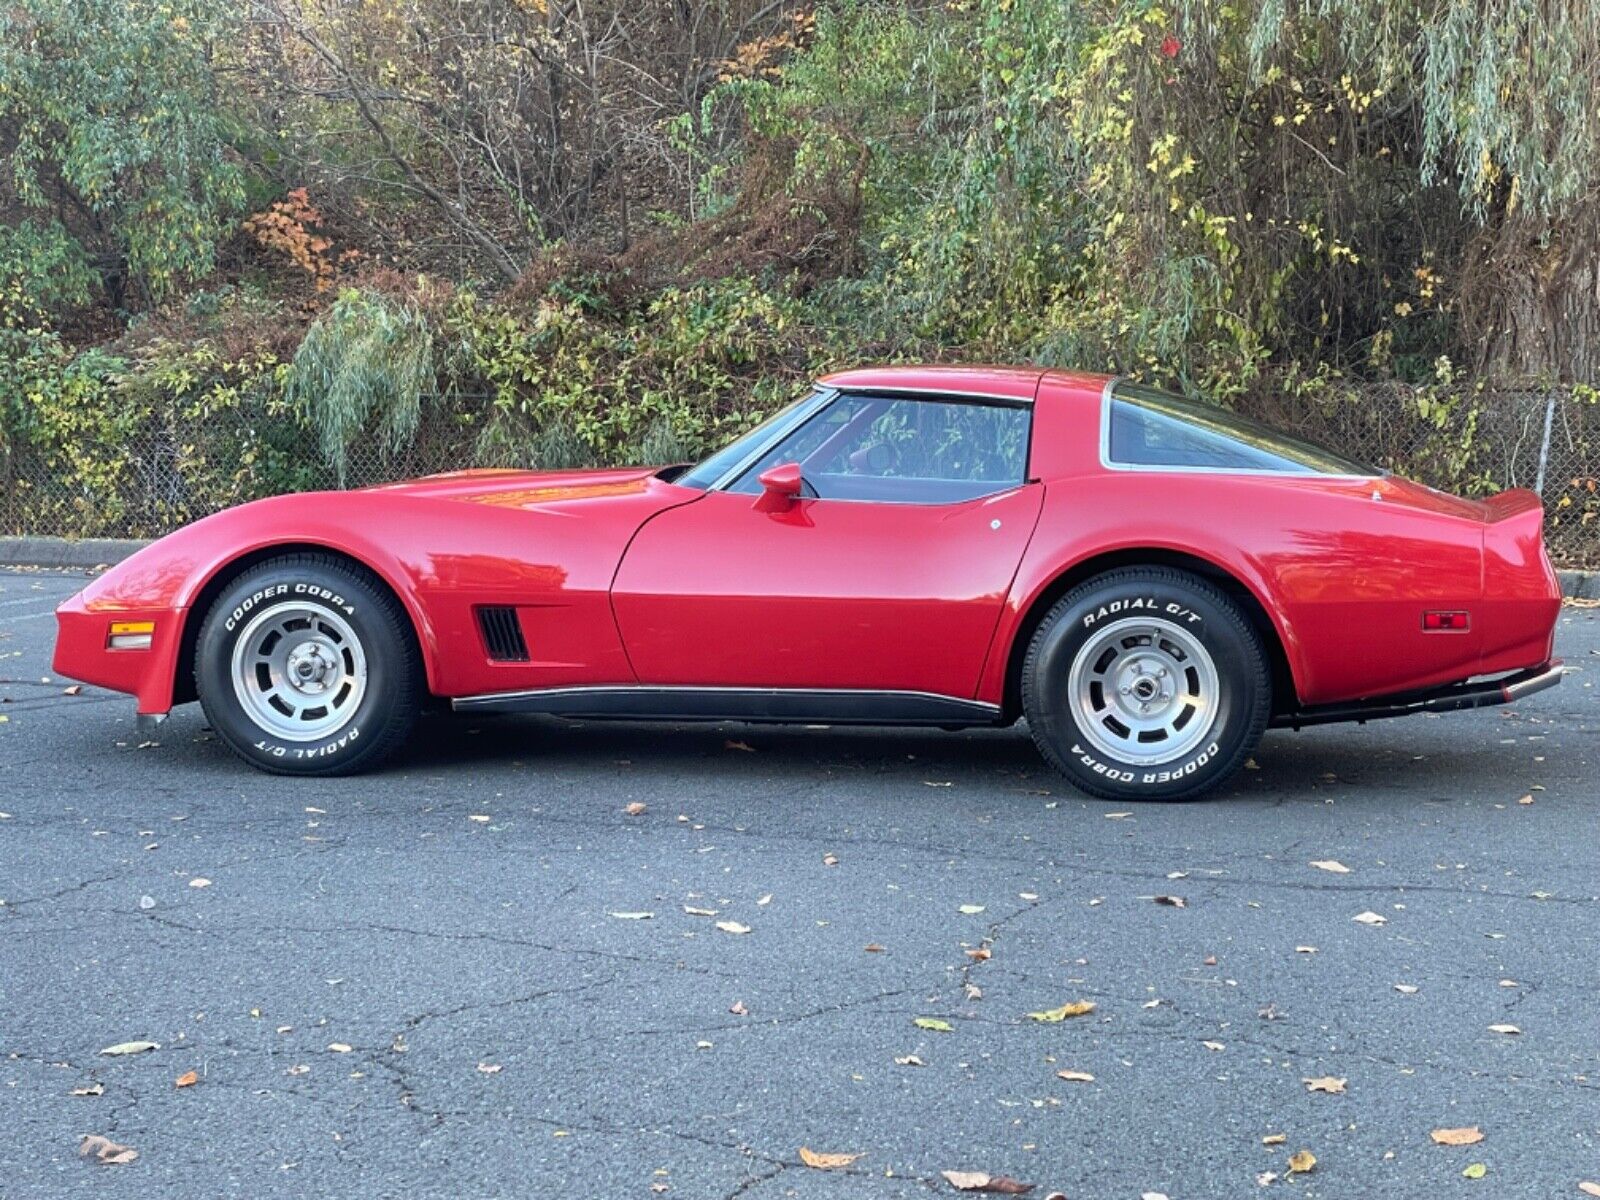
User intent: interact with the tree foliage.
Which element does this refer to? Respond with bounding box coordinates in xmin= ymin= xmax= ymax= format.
xmin=0 ymin=0 xmax=244 ymax=306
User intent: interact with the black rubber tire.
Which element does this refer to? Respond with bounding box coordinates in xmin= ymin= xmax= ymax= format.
xmin=194 ymin=553 xmax=421 ymax=775
xmin=1021 ymin=567 xmax=1270 ymax=801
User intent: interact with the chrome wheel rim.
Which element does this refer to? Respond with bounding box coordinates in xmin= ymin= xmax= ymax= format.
xmin=1068 ymin=616 xmax=1220 ymax=766
xmin=230 ymin=602 xmax=367 ymax=742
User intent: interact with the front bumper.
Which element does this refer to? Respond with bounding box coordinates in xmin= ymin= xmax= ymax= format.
xmin=53 ymin=590 xmax=185 ymax=716
xmin=1272 ymin=660 xmax=1563 ymax=730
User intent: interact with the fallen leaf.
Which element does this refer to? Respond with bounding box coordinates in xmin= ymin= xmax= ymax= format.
xmin=610 ymin=910 xmax=654 ymax=920
xmin=1352 ymin=910 xmax=1387 ymax=925
xmin=1256 ymin=1171 xmax=1279 ymax=1186
xmin=1027 ymin=1000 xmax=1096 ymax=1022
xmin=895 ymin=1055 xmax=924 ymax=1067
xmin=1287 ymin=1149 xmax=1316 ymax=1174
xmin=1202 ymin=955 xmax=1217 ymax=966
xmin=78 ymin=1135 xmax=138 ymax=1165
xmin=729 ymin=1001 xmax=748 ymax=1016
xmin=64 ymin=685 xmax=82 ymax=696
xmin=624 ymin=802 xmax=647 ymax=816
xmin=1153 ymin=895 xmax=1186 ymax=908
xmin=327 ymin=1043 xmax=352 ymax=1054
xmin=1202 ymin=1040 xmax=1225 ymax=1052
xmin=70 ymin=1083 xmax=105 ymax=1097
xmin=99 ymin=1041 xmax=159 ymax=1057
xmin=476 ymin=1063 xmax=502 ymax=1074
xmin=958 ymin=904 xmax=986 ymax=915
xmin=1431 ymin=1127 xmax=1484 ymax=1146
xmin=864 ymin=943 xmax=886 ymax=953
xmin=757 ymin=893 xmax=773 ymax=906
xmin=715 ymin=920 xmax=751 ymax=935
xmin=1487 ymin=1024 xmax=1521 ymax=1035
xmin=286 ymin=1064 xmax=309 ymax=1076
xmin=1295 ymin=945 xmax=1317 ymax=954
xmin=1395 ymin=984 xmax=1419 ymax=994
xmin=822 ymin=854 xmax=839 ymax=866
xmin=1578 ymin=1183 xmax=1600 ymax=1197
xmin=468 ymin=814 xmax=491 ymax=823
xmin=1517 ymin=794 xmax=1534 ymax=805
xmin=966 ymin=947 xmax=992 ymax=962
xmin=1262 ymin=1133 xmax=1287 ymax=1145
xmin=174 ymin=1070 xmax=198 ymax=1088
xmin=683 ymin=906 xmax=718 ymax=917
xmin=188 ymin=878 xmax=211 ymax=889
xmin=1463 ymin=1163 xmax=1487 ymax=1179
xmin=799 ymin=1147 xmax=860 ymax=1170
xmin=1303 ymin=1076 xmax=1347 ymax=1094
xmin=1104 ymin=812 xmax=1133 ymax=819
xmin=1056 ymin=1070 xmax=1095 ymax=1082
xmin=138 ymin=895 xmax=155 ymax=910
xmin=1310 ymin=860 xmax=1350 ymax=873
xmin=723 ymin=739 xmax=756 ymax=753
xmin=941 ymin=1171 xmax=1035 ymax=1194
xmin=914 ymin=1017 xmax=954 ymax=1033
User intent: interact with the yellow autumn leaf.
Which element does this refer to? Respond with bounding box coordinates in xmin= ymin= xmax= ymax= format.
xmin=799 ymin=1147 xmax=860 ymax=1170
xmin=1287 ymin=1149 xmax=1316 ymax=1174
xmin=1027 ymin=999 xmax=1096 ymax=1022
xmin=1463 ymin=1163 xmax=1487 ymax=1179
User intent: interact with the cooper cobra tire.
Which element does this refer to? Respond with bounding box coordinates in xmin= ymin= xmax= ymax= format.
xmin=194 ymin=553 xmax=421 ymax=775
xmin=1021 ymin=567 xmax=1270 ymax=801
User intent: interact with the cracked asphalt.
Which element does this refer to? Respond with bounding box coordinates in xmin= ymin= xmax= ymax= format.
xmin=1 ymin=565 xmax=1597 ymax=1199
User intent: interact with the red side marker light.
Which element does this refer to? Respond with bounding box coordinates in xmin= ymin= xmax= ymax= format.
xmin=1422 ymin=611 xmax=1469 ymax=631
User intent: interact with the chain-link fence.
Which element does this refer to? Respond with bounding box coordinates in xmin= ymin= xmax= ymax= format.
xmin=2 ymin=387 xmax=1596 ymax=565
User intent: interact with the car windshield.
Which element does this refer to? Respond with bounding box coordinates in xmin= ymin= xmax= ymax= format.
xmin=1108 ymin=382 xmax=1378 ymax=476
xmin=675 ymin=389 xmax=831 ymax=490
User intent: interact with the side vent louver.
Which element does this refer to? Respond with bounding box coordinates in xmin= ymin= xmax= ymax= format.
xmin=476 ymin=606 xmax=529 ymax=662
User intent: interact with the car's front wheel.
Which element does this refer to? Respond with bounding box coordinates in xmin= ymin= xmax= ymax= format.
xmin=1021 ymin=568 xmax=1270 ymax=801
xmin=194 ymin=553 xmax=420 ymax=775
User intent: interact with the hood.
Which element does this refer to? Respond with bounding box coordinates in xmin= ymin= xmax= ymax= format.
xmin=365 ymin=466 xmax=669 ymax=510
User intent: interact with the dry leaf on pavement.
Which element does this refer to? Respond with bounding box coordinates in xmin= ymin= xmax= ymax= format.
xmin=1153 ymin=895 xmax=1186 ymax=907
xmin=798 ymin=1147 xmax=860 ymax=1170
xmin=1056 ymin=1070 xmax=1094 ymax=1082
xmin=78 ymin=1135 xmax=138 ymax=1165
xmin=941 ymin=1170 xmax=1035 ymax=1194
xmin=174 ymin=1070 xmax=198 ymax=1088
xmin=1262 ymin=1133 xmax=1287 ymax=1145
xmin=1028 ymin=1000 xmax=1095 ymax=1022
xmin=894 ymin=1055 xmax=924 ymax=1066
xmin=70 ymin=1083 xmax=105 ymax=1097
xmin=99 ymin=1041 xmax=159 ymax=1056
xmin=1352 ymin=911 xmax=1387 ymax=925
xmin=958 ymin=904 xmax=985 ymax=914
xmin=624 ymin=802 xmax=647 ymax=816
xmin=476 ymin=1063 xmax=502 ymax=1074
xmin=1310 ymin=860 xmax=1350 ymax=873
xmin=1578 ymin=1182 xmax=1600 ymax=1197
xmin=1431 ymin=1127 xmax=1484 ymax=1146
xmin=1487 ymin=1024 xmax=1521 ymax=1035
xmin=1287 ymin=1150 xmax=1316 ymax=1174
xmin=1303 ymin=1076 xmax=1347 ymax=1093
xmin=715 ymin=920 xmax=750 ymax=935
xmin=1463 ymin=1163 xmax=1488 ymax=1179
xmin=914 ymin=1017 xmax=954 ymax=1033
xmin=327 ymin=1043 xmax=352 ymax=1054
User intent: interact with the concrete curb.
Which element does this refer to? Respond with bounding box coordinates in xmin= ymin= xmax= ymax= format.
xmin=3 ymin=535 xmax=1598 ymax=597
xmin=0 ymin=537 xmax=150 ymax=569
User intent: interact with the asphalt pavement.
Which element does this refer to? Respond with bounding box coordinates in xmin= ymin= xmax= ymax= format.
xmin=1 ymin=566 xmax=1597 ymax=1200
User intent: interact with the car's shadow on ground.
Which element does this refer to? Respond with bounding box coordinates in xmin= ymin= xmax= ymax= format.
xmin=368 ymin=711 xmax=1526 ymax=806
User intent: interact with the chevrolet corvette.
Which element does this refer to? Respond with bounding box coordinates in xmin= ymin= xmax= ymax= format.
xmin=53 ymin=366 xmax=1563 ymax=799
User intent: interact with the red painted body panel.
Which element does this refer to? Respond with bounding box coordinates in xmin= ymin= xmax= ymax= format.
xmin=612 ymin=485 xmax=1044 ymax=695
xmin=53 ymin=366 xmax=1562 ymax=723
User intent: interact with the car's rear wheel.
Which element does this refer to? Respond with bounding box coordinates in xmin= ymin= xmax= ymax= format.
xmin=195 ymin=553 xmax=420 ymax=775
xmin=1021 ymin=567 xmax=1270 ymax=801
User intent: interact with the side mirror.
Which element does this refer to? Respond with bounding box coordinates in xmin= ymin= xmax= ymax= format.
xmin=755 ymin=462 xmax=804 ymax=511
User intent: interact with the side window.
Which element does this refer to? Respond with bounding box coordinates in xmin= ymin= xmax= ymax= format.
xmin=1107 ymin=383 xmax=1375 ymax=475
xmin=730 ymin=393 xmax=1031 ymax=503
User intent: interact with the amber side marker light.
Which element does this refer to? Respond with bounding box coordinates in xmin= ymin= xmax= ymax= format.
xmin=107 ymin=620 xmax=155 ymax=650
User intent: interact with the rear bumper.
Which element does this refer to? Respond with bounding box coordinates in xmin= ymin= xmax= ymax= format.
xmin=1272 ymin=660 xmax=1563 ymax=729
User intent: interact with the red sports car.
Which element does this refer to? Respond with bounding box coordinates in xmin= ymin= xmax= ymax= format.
xmin=53 ymin=366 xmax=1562 ymax=799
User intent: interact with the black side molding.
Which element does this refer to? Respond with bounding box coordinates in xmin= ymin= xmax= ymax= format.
xmin=452 ymin=685 xmax=1003 ymax=728
xmin=1271 ymin=661 xmax=1563 ymax=730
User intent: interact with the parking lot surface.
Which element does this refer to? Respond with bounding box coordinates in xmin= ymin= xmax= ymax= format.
xmin=2 ymin=566 xmax=1597 ymax=1199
